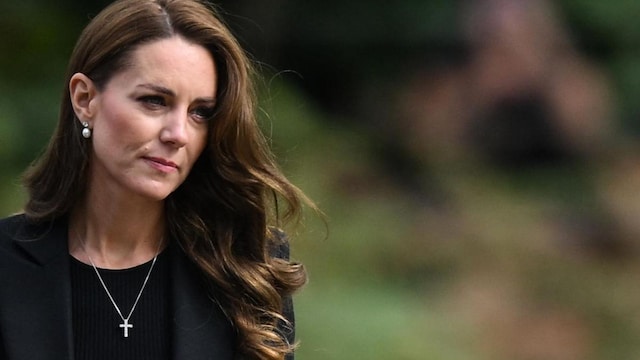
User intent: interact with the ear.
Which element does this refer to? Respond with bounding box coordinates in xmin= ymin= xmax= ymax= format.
xmin=69 ymin=73 xmax=99 ymax=123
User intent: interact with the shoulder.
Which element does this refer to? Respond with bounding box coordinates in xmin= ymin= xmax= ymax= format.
xmin=0 ymin=213 xmax=56 ymax=240
xmin=0 ymin=213 xmax=64 ymax=257
xmin=0 ymin=213 xmax=28 ymax=246
xmin=0 ymin=213 xmax=33 ymax=265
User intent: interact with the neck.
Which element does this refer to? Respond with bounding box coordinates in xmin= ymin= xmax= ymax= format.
xmin=69 ymin=188 xmax=166 ymax=269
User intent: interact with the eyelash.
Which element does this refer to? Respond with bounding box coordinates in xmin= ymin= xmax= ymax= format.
xmin=138 ymin=96 xmax=214 ymax=122
xmin=191 ymin=106 xmax=215 ymax=122
xmin=139 ymin=95 xmax=165 ymax=107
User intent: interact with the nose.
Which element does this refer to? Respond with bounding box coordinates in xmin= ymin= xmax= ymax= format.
xmin=160 ymin=109 xmax=189 ymax=147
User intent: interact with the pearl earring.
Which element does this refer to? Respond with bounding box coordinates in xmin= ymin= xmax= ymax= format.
xmin=82 ymin=122 xmax=92 ymax=139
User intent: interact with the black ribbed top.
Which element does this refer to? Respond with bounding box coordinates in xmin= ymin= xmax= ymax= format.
xmin=70 ymin=249 xmax=171 ymax=360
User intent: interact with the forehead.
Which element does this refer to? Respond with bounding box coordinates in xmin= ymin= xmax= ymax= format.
xmin=109 ymin=36 xmax=217 ymax=97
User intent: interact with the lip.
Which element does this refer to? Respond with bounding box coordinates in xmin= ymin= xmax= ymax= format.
xmin=143 ymin=156 xmax=179 ymax=173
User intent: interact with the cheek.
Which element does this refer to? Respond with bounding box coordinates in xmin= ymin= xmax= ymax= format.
xmin=94 ymin=99 xmax=150 ymax=149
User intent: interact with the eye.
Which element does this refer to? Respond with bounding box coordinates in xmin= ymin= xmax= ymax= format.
xmin=139 ymin=95 xmax=166 ymax=108
xmin=191 ymin=105 xmax=215 ymax=122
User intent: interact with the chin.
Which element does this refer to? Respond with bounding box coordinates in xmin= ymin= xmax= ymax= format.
xmin=129 ymin=182 xmax=179 ymax=202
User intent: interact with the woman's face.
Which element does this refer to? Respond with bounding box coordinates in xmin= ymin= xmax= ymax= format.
xmin=77 ymin=36 xmax=217 ymax=202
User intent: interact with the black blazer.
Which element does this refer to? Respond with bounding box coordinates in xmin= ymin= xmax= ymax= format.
xmin=0 ymin=214 xmax=295 ymax=360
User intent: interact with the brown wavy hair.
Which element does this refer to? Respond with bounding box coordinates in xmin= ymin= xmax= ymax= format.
xmin=22 ymin=0 xmax=310 ymax=358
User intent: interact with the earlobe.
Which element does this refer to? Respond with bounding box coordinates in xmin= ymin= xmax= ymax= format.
xmin=69 ymin=73 xmax=98 ymax=122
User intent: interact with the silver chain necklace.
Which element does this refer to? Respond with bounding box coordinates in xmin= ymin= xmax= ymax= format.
xmin=80 ymin=240 xmax=162 ymax=338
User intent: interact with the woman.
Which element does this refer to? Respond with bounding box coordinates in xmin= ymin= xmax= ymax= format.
xmin=0 ymin=0 xmax=310 ymax=359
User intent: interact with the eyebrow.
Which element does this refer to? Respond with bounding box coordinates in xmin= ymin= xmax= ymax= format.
xmin=136 ymin=83 xmax=216 ymax=104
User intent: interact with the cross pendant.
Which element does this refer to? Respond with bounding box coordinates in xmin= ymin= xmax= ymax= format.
xmin=119 ymin=319 xmax=133 ymax=338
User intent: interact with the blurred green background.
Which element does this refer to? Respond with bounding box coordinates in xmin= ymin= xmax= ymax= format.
xmin=3 ymin=1 xmax=640 ymax=359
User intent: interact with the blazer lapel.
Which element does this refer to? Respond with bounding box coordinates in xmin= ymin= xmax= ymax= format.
xmin=170 ymin=244 xmax=235 ymax=359
xmin=0 ymin=216 xmax=74 ymax=360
